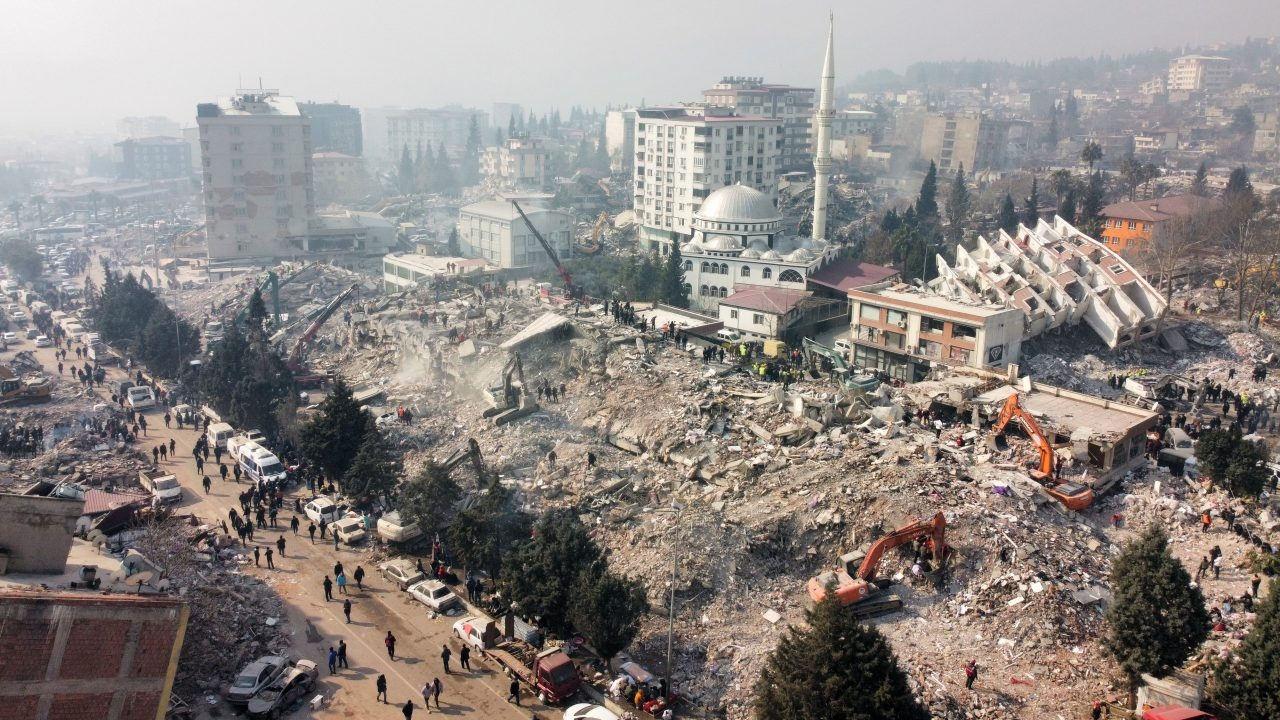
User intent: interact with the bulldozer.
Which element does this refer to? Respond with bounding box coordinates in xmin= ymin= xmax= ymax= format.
xmin=482 ymin=352 xmax=540 ymax=426
xmin=989 ymin=393 xmax=1094 ymax=512
xmin=807 ymin=512 xmax=948 ymax=617
xmin=0 ymin=366 xmax=52 ymax=406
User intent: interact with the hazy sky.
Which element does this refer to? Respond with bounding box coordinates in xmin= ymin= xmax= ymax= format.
xmin=3 ymin=0 xmax=1280 ymax=135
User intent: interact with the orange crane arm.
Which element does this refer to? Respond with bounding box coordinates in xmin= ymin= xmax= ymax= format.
xmin=856 ymin=512 xmax=946 ymax=581
xmin=991 ymin=394 xmax=1054 ymax=477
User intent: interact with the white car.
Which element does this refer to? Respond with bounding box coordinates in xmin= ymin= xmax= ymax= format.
xmin=332 ymin=516 xmax=367 ymax=545
xmin=452 ymin=616 xmax=492 ymax=652
xmin=126 ymin=385 xmax=156 ymax=409
xmin=564 ymin=704 xmax=621 ymax=720
xmin=1 ymin=332 xmax=17 ymax=343
xmin=375 ymin=412 xmax=398 ymax=429
xmin=407 ymin=580 xmax=461 ymax=613
xmin=379 ymin=559 xmax=426 ymax=590
xmin=34 ymin=335 xmax=51 ymax=348
xmin=304 ymin=498 xmax=341 ymax=524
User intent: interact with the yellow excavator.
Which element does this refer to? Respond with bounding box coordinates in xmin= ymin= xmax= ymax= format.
xmin=0 ymin=366 xmax=52 ymax=406
xmin=575 ymin=212 xmax=608 ymax=255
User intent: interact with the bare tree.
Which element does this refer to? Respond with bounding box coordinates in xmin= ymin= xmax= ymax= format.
xmin=1218 ymin=197 xmax=1280 ymax=322
xmin=1139 ymin=212 xmax=1210 ymax=332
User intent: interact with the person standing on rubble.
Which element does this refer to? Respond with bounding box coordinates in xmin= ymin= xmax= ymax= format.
xmin=964 ymin=659 xmax=978 ymax=690
xmin=265 ymin=547 xmax=274 ymax=569
xmin=1196 ymin=556 xmax=1210 ymax=581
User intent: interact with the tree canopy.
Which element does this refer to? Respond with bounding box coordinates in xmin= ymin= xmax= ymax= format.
xmin=398 ymin=460 xmax=462 ymax=538
xmin=1210 ymin=578 xmax=1280 ymax=720
xmin=342 ymin=426 xmax=403 ymax=508
xmin=299 ymin=377 xmax=372 ymax=483
xmin=89 ymin=269 xmax=200 ymax=379
xmin=501 ymin=509 xmax=602 ymax=636
xmin=569 ymin=563 xmax=649 ymax=666
xmin=0 ymin=238 xmax=42 ymax=282
xmin=997 ymin=194 xmax=1019 ymax=235
xmin=196 ymin=321 xmax=294 ymax=436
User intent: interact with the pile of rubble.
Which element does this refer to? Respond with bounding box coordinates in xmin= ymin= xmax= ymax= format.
xmin=131 ymin=519 xmax=290 ymax=701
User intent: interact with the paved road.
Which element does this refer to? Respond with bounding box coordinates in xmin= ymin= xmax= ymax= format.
xmin=19 ymin=276 xmax=547 ymax=719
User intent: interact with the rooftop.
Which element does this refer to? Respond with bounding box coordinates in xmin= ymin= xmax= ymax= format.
xmin=808 ymin=258 xmax=898 ymax=294
xmin=461 ymin=198 xmax=561 ymax=222
xmin=1101 ymin=193 xmax=1217 ymax=223
xmin=198 ymin=91 xmax=301 ymax=118
xmin=695 ymin=184 xmax=782 ymax=224
xmin=720 ymin=286 xmax=811 ymax=315
xmin=850 ymin=285 xmax=1018 ymax=321
xmin=974 ymin=383 xmax=1157 ymax=439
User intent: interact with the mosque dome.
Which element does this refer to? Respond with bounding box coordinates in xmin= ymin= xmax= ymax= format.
xmin=703 ymin=234 xmax=743 ymax=252
xmin=695 ymin=184 xmax=783 ymax=224
xmin=739 ymin=248 xmax=762 ymax=259
xmin=760 ymin=250 xmax=782 ymax=260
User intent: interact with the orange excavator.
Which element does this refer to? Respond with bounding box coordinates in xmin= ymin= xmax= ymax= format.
xmin=807 ymin=512 xmax=948 ymax=616
xmin=990 ymin=393 xmax=1094 ymax=511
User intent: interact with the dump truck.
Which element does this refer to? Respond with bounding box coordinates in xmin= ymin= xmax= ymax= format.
xmin=139 ymin=469 xmax=183 ymax=505
xmin=452 ymin=614 xmax=581 ymax=704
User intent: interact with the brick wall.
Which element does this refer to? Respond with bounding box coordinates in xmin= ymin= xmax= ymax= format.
xmin=0 ymin=591 xmax=188 ymax=720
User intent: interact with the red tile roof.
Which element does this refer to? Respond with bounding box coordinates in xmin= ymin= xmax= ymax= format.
xmin=82 ymin=489 xmax=148 ymax=516
xmin=720 ymin=286 xmax=811 ymax=314
xmin=1101 ymin=194 xmax=1217 ymax=223
xmin=808 ymin=258 xmax=899 ymax=293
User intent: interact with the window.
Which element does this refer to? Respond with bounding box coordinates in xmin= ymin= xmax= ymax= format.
xmin=272 ymin=142 xmax=284 ymax=153
xmin=272 ymin=126 xmax=284 ymax=136
xmin=883 ymin=331 xmax=905 ymax=350
xmin=887 ymin=309 xmax=908 ymax=327
xmin=948 ymin=346 xmax=971 ymax=364
xmin=918 ymin=340 xmax=942 ymax=358
xmin=762 ymin=267 xmax=772 ymax=279
xmin=273 ymin=158 xmax=285 ymax=169
xmin=683 ymin=260 xmax=692 ymax=271
xmin=951 ymin=324 xmax=976 ymax=340
xmin=1128 ymin=220 xmax=1137 ymax=230
xmin=231 ymin=159 xmax=243 ymax=169
xmin=922 ymin=317 xmax=946 ymax=334
xmin=701 ymin=261 xmax=710 ymax=273
xmin=778 ymin=269 xmax=803 ymax=283
xmin=753 ymin=313 xmax=765 ymax=324
xmin=230 ymin=143 xmax=243 ymax=152
xmin=699 ymin=284 xmax=708 ymax=296
xmin=859 ymin=304 xmax=880 ymax=321
xmin=741 ymin=266 xmax=751 ymax=277
xmin=729 ymin=309 xmax=738 ymax=319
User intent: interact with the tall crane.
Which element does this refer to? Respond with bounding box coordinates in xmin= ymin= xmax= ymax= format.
xmin=288 ymin=283 xmax=358 ymax=367
xmin=510 ymin=200 xmax=581 ymax=300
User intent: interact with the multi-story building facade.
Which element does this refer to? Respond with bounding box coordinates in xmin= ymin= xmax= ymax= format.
xmin=300 ymin=102 xmax=363 ymax=156
xmin=458 ymin=197 xmax=573 ymax=269
xmin=704 ymin=77 xmax=814 ymax=171
xmin=605 ymin=108 xmax=637 ymax=174
xmin=920 ymin=112 xmax=1008 ymax=172
xmin=633 ymin=106 xmax=782 ymax=251
xmin=1167 ymin=55 xmax=1231 ymax=92
xmin=312 ymin=151 xmax=371 ymax=204
xmin=1099 ymin=194 xmax=1217 ymax=253
xmin=113 ymin=137 xmax=192 ymax=180
xmin=830 ymin=110 xmax=878 ymax=138
xmin=1253 ymin=112 xmax=1279 ymax=156
xmin=481 ymin=135 xmax=550 ymax=190
xmin=386 ymin=106 xmax=488 ymax=157
xmin=196 ymin=89 xmax=314 ymax=260
xmin=847 ymin=284 xmax=1025 ymax=382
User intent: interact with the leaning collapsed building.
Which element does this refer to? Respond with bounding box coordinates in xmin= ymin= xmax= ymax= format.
xmin=930 ymin=216 xmax=1170 ymax=349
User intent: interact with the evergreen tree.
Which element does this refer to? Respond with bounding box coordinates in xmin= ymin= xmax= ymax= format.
xmin=1225 ymin=443 xmax=1270 ymax=498
xmin=299 ymin=377 xmax=372 ymax=485
xmin=196 ymin=322 xmax=294 ymax=436
xmin=447 ymin=227 xmax=461 ymax=256
xmin=508 ymin=114 xmax=517 ymax=136
xmin=915 ymin=161 xmax=940 ymax=222
xmin=501 ymin=509 xmax=602 ymax=636
xmin=1229 ymin=106 xmax=1257 ymax=137
xmin=247 ymin=288 xmax=267 ymax=328
xmin=1063 ymin=93 xmax=1080 ymax=137
xmin=397 ymin=145 xmax=415 ymax=194
xmin=756 ymin=596 xmax=929 ymax=720
xmin=633 ymin=252 xmax=660 ymax=300
xmin=1058 ymin=186 xmax=1078 ymax=224
xmin=342 ymin=426 xmax=403 ymax=508
xmin=879 ymin=208 xmax=902 ymax=234
xmin=398 ymin=461 xmax=462 ymax=538
xmin=573 ymin=135 xmax=593 ymax=171
xmin=945 ymin=164 xmax=971 ymax=246
xmin=1190 ymin=162 xmax=1209 ymax=197
xmin=1044 ymin=113 xmax=1060 ymax=147
xmin=1050 ymin=168 xmax=1075 ymax=201
xmin=435 ymin=143 xmax=457 ymax=196
xmin=139 ymin=305 xmax=200 ymax=379
xmin=1080 ymin=170 xmax=1106 ymax=236
xmin=1196 ymin=429 xmax=1240 ymax=486
xmin=0 ymin=238 xmax=42 ymax=281
xmin=446 ymin=483 xmax=529 ymax=579
xmin=1223 ymin=166 xmax=1254 ymax=205
xmin=997 ymin=193 xmax=1019 ymax=235
xmin=661 ymin=242 xmax=689 ymax=308
xmin=594 ymin=121 xmax=610 ymax=172
xmin=415 ymin=143 xmax=434 ymax=194
xmin=1104 ymin=524 xmax=1209 ymax=695
xmin=1211 ymin=578 xmax=1280 ymax=720
xmin=462 ymin=116 xmax=482 ymax=186
xmin=568 ymin=565 xmax=649 ymax=668
xmin=1022 ymin=177 xmax=1041 ymax=227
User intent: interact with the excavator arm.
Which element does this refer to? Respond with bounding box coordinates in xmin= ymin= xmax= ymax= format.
xmin=289 ymin=283 xmax=358 ymax=365
xmin=991 ymin=394 xmax=1054 ymax=478
xmin=511 ymin=200 xmax=580 ymax=300
xmin=855 ymin=512 xmax=946 ymax=581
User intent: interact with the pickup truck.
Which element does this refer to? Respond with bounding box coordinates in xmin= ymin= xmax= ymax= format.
xmin=138 ymin=469 xmax=183 ymax=505
xmin=452 ymin=615 xmax=581 ymax=704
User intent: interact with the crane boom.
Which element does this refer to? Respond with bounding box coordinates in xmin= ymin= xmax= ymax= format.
xmin=289 ymin=283 xmax=357 ymax=364
xmin=510 ymin=200 xmax=580 ymax=299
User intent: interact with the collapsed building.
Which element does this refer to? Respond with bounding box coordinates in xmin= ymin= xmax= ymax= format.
xmin=929 ymin=216 xmax=1172 ymax=349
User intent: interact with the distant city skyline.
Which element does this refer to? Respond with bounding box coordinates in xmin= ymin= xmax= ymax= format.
xmin=2 ymin=0 xmax=1279 ymax=135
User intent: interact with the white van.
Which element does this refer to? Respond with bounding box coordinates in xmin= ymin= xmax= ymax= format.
xmin=304 ymin=497 xmax=342 ymax=524
xmin=126 ymin=385 xmax=156 ymax=409
xmin=235 ymin=442 xmax=287 ymax=484
xmin=206 ymin=422 xmax=234 ymax=449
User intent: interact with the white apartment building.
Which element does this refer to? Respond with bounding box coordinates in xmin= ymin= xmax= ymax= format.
xmin=704 ymin=78 xmax=814 ymax=171
xmin=386 ymin=106 xmax=488 ymax=157
xmin=605 ymin=109 xmax=637 ymax=174
xmin=633 ymin=106 xmax=782 ymax=252
xmin=1167 ymin=55 xmax=1231 ymax=93
xmin=458 ymin=198 xmax=573 ymax=269
xmin=312 ymin=152 xmax=370 ymax=204
xmin=196 ymin=90 xmax=314 ymax=260
xmin=481 ymin=136 xmax=549 ymax=190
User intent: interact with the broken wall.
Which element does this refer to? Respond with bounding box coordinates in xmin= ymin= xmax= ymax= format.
xmin=0 ymin=493 xmax=83 ymax=574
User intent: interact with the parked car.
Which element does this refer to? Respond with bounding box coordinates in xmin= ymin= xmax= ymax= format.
xmin=304 ymin=497 xmax=342 ymax=524
xmin=126 ymin=385 xmax=156 ymax=409
xmin=33 ymin=335 xmax=51 ymax=347
xmin=407 ymin=579 xmax=461 ymax=613
xmin=1 ymin=332 xmax=17 ymax=343
xmin=332 ymin=516 xmax=367 ymax=545
xmin=379 ymin=558 xmax=425 ymax=590
xmin=246 ymin=659 xmax=318 ymax=718
xmin=564 ymin=704 xmax=621 ymax=720
xmin=226 ymin=655 xmax=292 ymax=705
xmin=452 ymin=616 xmax=492 ymax=652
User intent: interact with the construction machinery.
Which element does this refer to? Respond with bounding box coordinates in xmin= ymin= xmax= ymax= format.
xmin=801 ymin=338 xmax=880 ymax=392
xmin=989 ymin=393 xmax=1095 ymax=511
xmin=0 ymin=366 xmax=52 ymax=406
xmin=441 ymin=437 xmax=486 ymax=480
xmin=285 ymin=283 xmax=358 ymax=387
xmin=808 ymin=512 xmax=948 ymax=617
xmin=511 ymin=200 xmax=582 ymax=300
xmin=482 ymin=352 xmax=540 ymax=425
xmin=234 ymin=263 xmax=315 ymax=327
xmin=575 ymin=212 xmax=608 ymax=255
